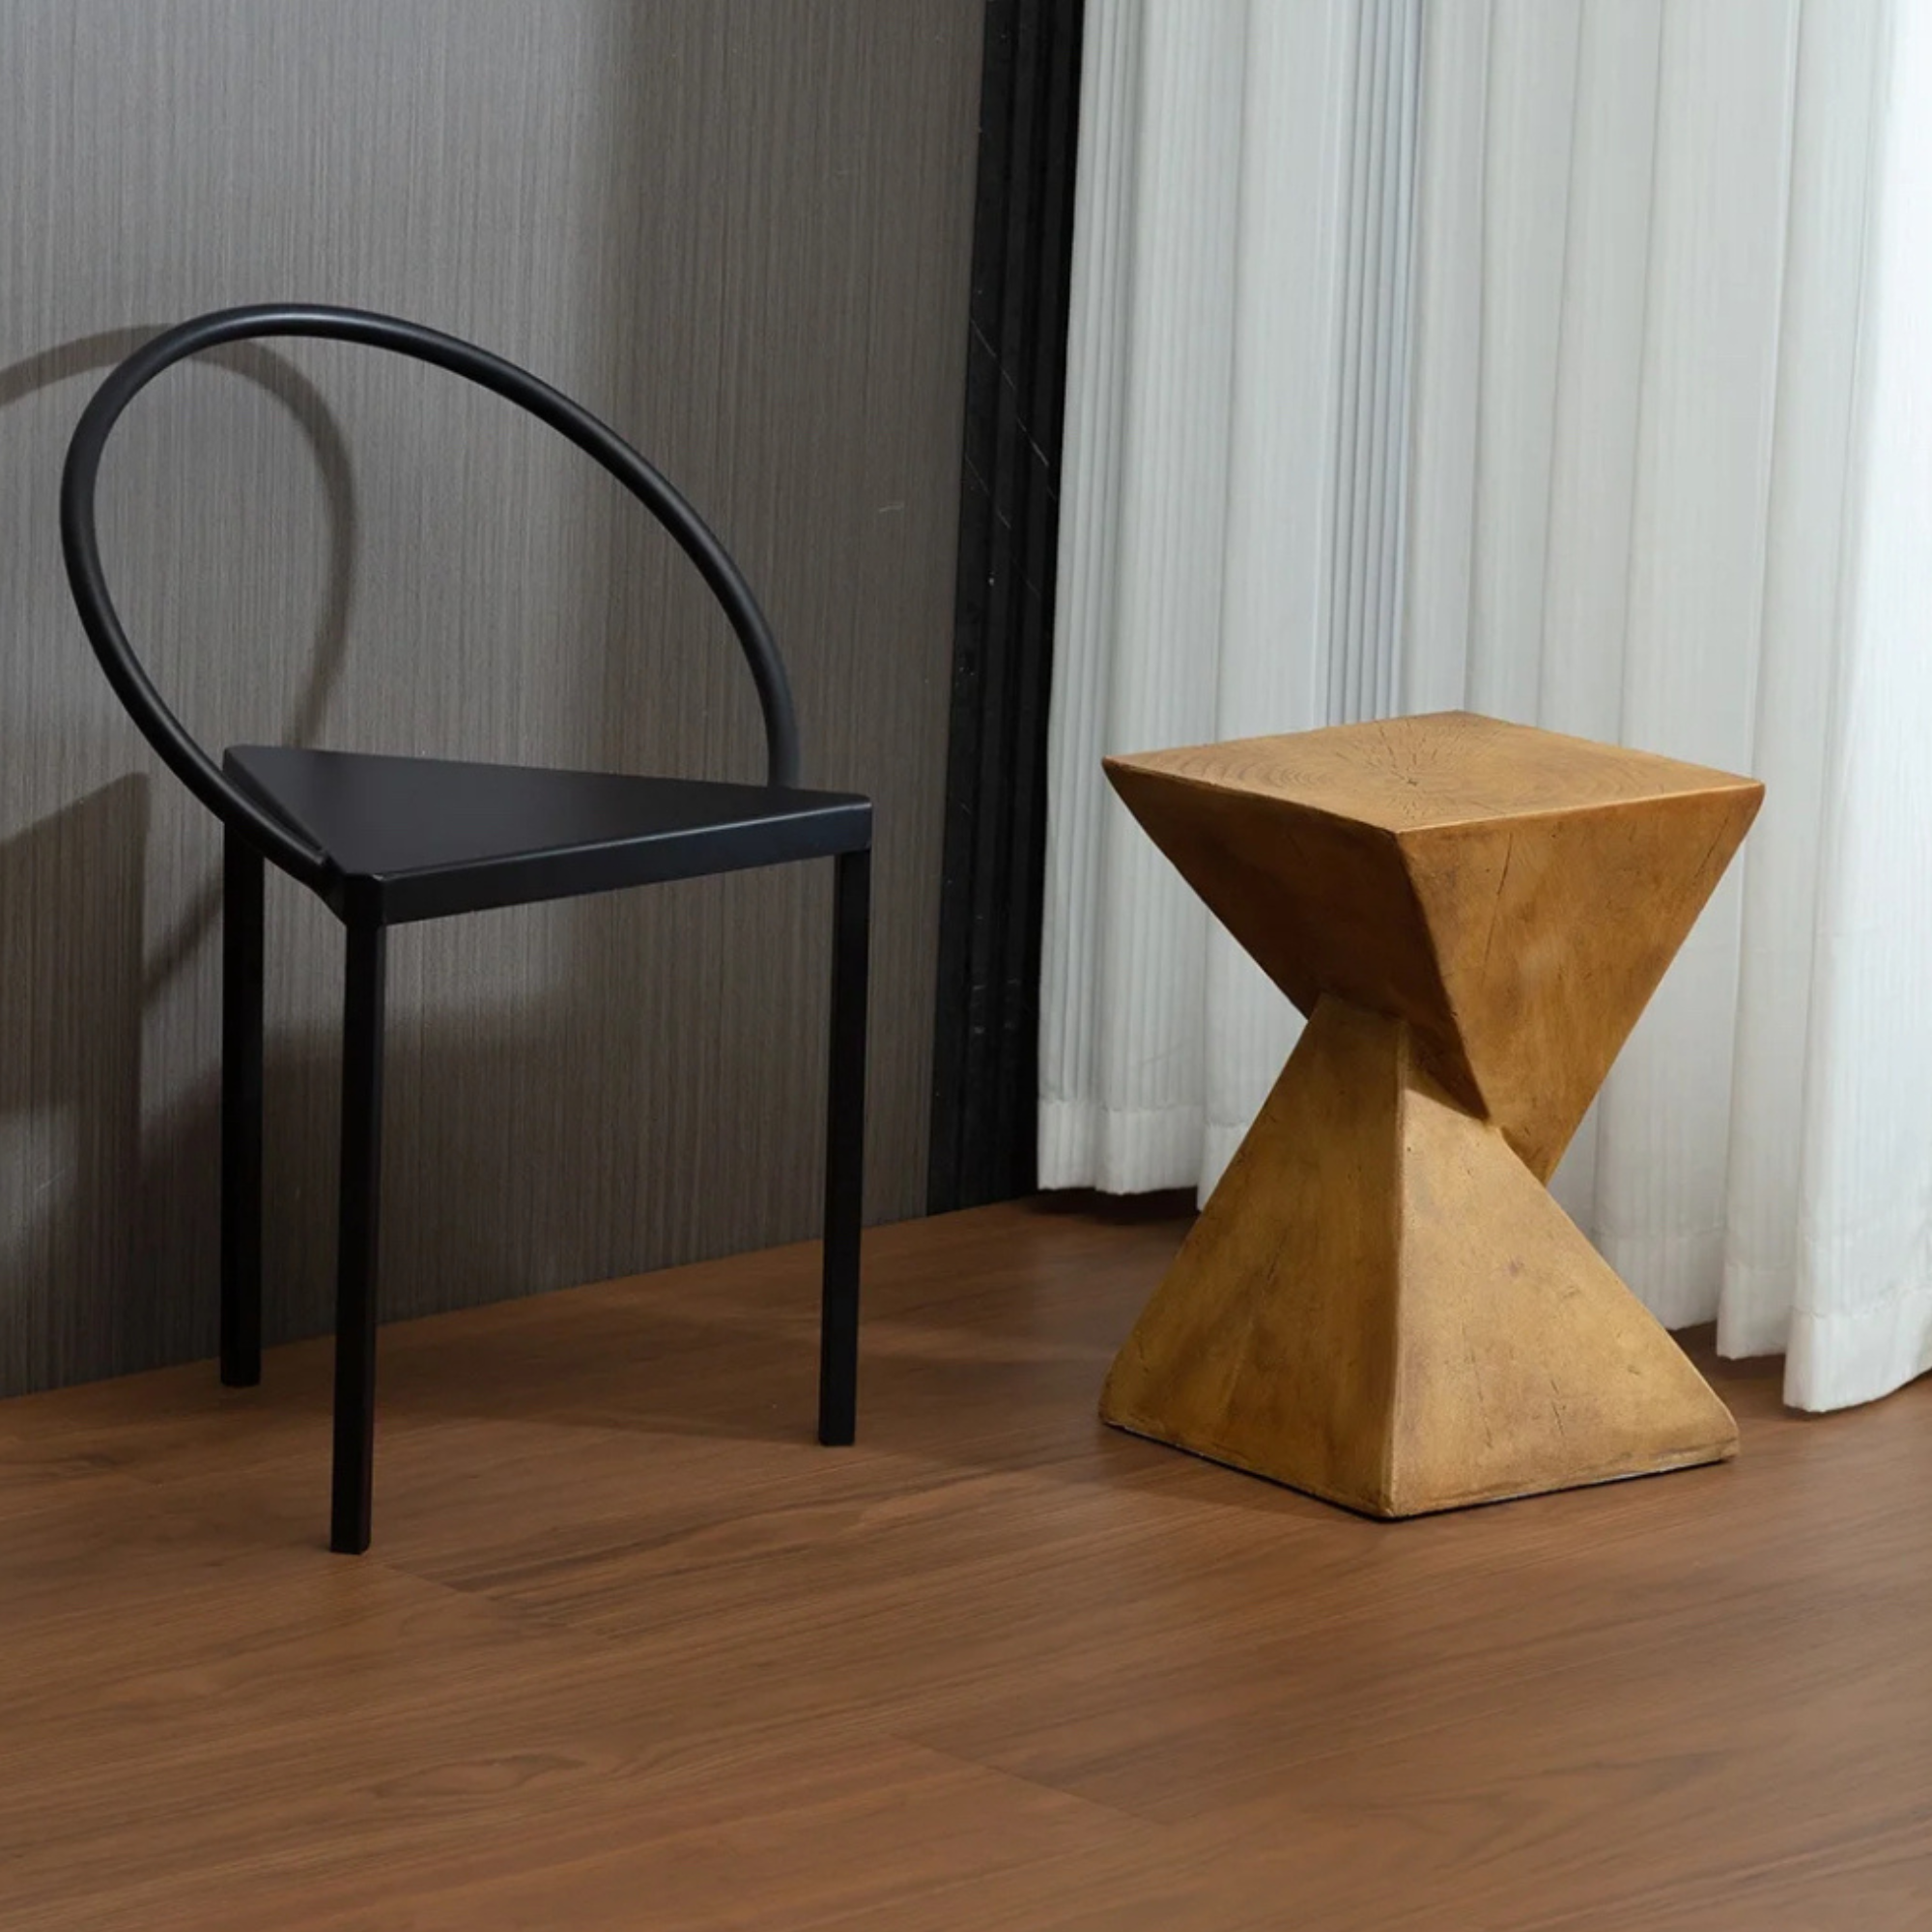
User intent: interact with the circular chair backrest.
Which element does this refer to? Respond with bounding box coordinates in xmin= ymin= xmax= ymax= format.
xmin=59 ymin=303 xmax=802 ymax=888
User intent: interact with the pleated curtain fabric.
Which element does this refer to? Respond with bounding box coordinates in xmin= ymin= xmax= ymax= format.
xmin=1038 ymin=0 xmax=1932 ymax=1413
xmin=1040 ymin=0 xmax=1414 ymax=1196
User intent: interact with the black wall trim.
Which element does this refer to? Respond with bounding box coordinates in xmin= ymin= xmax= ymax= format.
xmin=926 ymin=0 xmax=1085 ymax=1213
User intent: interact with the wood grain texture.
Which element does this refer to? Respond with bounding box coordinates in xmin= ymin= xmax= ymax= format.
xmin=1 ymin=1200 xmax=1928 ymax=1930
xmin=0 ymin=0 xmax=984 ymax=1393
xmin=1102 ymin=714 xmax=1762 ymax=1513
xmin=1116 ymin=710 xmax=1762 ymax=831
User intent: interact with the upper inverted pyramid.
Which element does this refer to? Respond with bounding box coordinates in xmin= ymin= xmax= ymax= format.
xmin=1105 ymin=713 xmax=1763 ymax=1174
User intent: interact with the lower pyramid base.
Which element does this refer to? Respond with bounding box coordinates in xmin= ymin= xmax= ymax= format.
xmin=1100 ymin=999 xmax=1738 ymax=1518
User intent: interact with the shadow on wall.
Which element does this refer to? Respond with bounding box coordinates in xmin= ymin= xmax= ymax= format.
xmin=0 ymin=777 xmax=147 ymax=1384
xmin=0 ymin=330 xmax=358 ymax=1003
xmin=0 ymin=331 xmax=357 ymax=1389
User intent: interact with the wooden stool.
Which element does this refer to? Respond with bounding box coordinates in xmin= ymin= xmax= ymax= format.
xmin=1100 ymin=711 xmax=1763 ymax=1516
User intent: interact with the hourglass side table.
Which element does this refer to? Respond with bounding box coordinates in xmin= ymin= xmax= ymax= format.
xmin=1099 ymin=711 xmax=1763 ymax=1518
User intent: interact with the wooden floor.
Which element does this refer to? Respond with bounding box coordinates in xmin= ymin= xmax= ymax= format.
xmin=2 ymin=1199 xmax=1929 ymax=1930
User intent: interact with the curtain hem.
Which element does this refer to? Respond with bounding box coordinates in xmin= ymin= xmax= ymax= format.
xmin=1038 ymin=1096 xmax=1203 ymax=1194
xmin=1783 ymin=1274 xmax=1932 ymax=1411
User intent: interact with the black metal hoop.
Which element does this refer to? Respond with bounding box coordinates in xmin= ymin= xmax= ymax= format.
xmin=59 ymin=303 xmax=803 ymax=888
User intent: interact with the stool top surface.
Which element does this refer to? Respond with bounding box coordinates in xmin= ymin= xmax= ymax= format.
xmin=1104 ymin=711 xmax=1760 ymax=834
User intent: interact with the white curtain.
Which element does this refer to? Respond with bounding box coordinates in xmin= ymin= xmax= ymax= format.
xmin=1038 ymin=0 xmax=1932 ymax=1412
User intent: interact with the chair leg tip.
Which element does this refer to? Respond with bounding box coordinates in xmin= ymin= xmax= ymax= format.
xmin=329 ymin=1511 xmax=372 ymax=1555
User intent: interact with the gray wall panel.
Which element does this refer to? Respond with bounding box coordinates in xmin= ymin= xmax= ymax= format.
xmin=0 ymin=0 xmax=981 ymax=1391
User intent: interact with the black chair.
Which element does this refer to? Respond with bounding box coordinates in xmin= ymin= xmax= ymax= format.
xmin=60 ymin=304 xmax=871 ymax=1555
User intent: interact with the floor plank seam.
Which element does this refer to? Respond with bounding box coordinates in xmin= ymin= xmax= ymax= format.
xmin=893 ymin=1730 xmax=1174 ymax=1830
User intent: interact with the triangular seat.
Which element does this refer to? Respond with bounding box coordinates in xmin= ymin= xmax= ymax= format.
xmin=226 ymin=745 xmax=871 ymax=926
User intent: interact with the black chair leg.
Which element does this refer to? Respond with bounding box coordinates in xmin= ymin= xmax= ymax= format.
xmin=220 ymin=830 xmax=265 ymax=1387
xmin=818 ymin=846 xmax=869 ymax=1445
xmin=330 ymin=922 xmax=387 ymax=1555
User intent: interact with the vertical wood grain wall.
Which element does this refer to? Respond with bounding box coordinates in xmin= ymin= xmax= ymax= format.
xmin=0 ymin=0 xmax=982 ymax=1393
